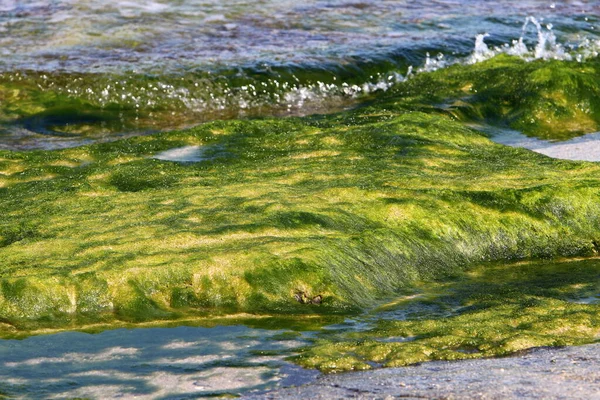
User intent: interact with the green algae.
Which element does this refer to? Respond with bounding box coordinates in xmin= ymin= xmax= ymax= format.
xmin=0 ymin=312 xmax=343 ymax=341
xmin=0 ymin=72 xmax=138 ymax=137
xmin=1 ymin=111 xmax=600 ymax=334
xmin=0 ymin=56 xmax=600 ymax=350
xmin=293 ymin=258 xmax=600 ymax=372
xmin=378 ymin=55 xmax=600 ymax=140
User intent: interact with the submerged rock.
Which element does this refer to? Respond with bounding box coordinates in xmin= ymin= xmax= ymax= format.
xmin=294 ymin=292 xmax=323 ymax=305
xmin=249 ymin=343 xmax=600 ymax=399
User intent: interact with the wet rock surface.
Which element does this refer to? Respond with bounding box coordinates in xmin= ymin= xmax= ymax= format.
xmin=249 ymin=343 xmax=600 ymax=399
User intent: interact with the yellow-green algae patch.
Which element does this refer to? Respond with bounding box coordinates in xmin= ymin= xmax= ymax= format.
xmin=293 ymin=258 xmax=600 ymax=372
xmin=0 ymin=56 xmax=600 ymax=341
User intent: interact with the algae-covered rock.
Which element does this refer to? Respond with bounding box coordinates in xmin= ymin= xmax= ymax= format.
xmin=294 ymin=258 xmax=600 ymax=372
xmin=380 ymin=55 xmax=600 ymax=140
xmin=1 ymin=57 xmax=600 ymax=338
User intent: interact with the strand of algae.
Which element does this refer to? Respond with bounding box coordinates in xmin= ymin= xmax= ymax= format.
xmin=0 ymin=56 xmax=599 ymax=346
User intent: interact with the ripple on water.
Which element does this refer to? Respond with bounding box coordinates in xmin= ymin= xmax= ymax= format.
xmin=0 ymin=0 xmax=597 ymax=73
xmin=0 ymin=325 xmax=318 ymax=398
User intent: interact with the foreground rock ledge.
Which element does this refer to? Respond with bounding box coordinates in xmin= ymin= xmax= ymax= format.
xmin=248 ymin=343 xmax=600 ymax=399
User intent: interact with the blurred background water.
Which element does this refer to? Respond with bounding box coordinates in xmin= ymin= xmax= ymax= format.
xmin=0 ymin=0 xmax=598 ymax=149
xmin=1 ymin=0 xmax=598 ymax=73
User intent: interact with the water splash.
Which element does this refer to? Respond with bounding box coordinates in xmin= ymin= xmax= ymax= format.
xmin=1 ymin=4 xmax=598 ymax=150
xmin=468 ymin=34 xmax=494 ymax=64
xmin=575 ymin=37 xmax=600 ymax=62
xmin=506 ymin=38 xmax=529 ymax=57
xmin=464 ymin=16 xmax=588 ymax=65
xmin=418 ymin=52 xmax=447 ymax=72
xmin=524 ymin=17 xmax=572 ymax=61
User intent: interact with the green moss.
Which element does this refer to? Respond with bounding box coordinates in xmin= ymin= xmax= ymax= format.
xmin=293 ymin=258 xmax=600 ymax=372
xmin=0 ymin=221 xmax=39 ymax=247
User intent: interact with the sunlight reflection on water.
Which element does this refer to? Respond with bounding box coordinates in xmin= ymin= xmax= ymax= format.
xmin=0 ymin=325 xmax=317 ymax=398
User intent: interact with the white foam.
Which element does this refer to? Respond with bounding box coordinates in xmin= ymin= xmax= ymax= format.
xmin=419 ymin=52 xmax=447 ymax=72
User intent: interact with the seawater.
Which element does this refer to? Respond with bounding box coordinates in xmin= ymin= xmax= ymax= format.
xmin=0 ymin=0 xmax=598 ymax=149
xmin=2 ymin=0 xmax=596 ymax=73
xmin=2 ymin=259 xmax=598 ymax=398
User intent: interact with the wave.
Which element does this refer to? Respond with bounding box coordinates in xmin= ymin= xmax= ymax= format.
xmin=0 ymin=16 xmax=598 ymax=149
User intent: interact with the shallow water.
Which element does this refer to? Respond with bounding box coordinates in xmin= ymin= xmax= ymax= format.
xmin=0 ymin=325 xmax=318 ymax=398
xmin=2 ymin=0 xmax=597 ymax=74
xmin=2 ymin=258 xmax=597 ymax=398
xmin=479 ymin=125 xmax=600 ymax=162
